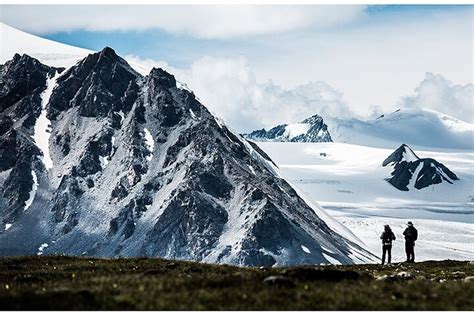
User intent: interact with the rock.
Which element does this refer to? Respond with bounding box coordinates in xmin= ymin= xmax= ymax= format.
xmin=463 ymin=276 xmax=474 ymax=283
xmin=376 ymin=271 xmax=414 ymax=282
xmin=263 ymin=276 xmax=296 ymax=288
xmin=396 ymin=271 xmax=413 ymax=279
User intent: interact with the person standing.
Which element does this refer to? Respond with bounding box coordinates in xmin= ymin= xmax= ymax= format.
xmin=403 ymin=221 xmax=418 ymax=262
xmin=380 ymin=225 xmax=396 ymax=265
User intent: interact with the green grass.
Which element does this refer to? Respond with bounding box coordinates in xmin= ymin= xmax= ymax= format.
xmin=0 ymin=256 xmax=473 ymax=310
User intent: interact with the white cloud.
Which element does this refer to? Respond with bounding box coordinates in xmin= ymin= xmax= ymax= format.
xmin=0 ymin=5 xmax=365 ymax=39
xmin=249 ymin=7 xmax=473 ymax=118
xmin=126 ymin=54 xmax=353 ymax=132
xmin=127 ymin=53 xmax=474 ymax=133
xmin=398 ymin=73 xmax=474 ymax=123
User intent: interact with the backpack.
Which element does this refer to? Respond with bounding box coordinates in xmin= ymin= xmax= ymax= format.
xmin=381 ymin=231 xmax=395 ymax=246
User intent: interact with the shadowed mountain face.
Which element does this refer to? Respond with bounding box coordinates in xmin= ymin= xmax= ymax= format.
xmin=383 ymin=144 xmax=459 ymax=191
xmin=0 ymin=48 xmax=375 ymax=266
xmin=244 ymin=114 xmax=333 ymax=143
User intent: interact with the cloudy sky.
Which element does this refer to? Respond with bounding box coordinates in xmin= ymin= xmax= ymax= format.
xmin=1 ymin=5 xmax=472 ymax=131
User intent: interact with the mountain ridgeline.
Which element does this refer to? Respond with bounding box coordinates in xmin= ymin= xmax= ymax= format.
xmin=244 ymin=114 xmax=333 ymax=143
xmin=0 ymin=48 xmax=375 ymax=266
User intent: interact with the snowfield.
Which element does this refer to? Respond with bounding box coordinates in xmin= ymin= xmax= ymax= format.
xmin=327 ymin=108 xmax=474 ymax=150
xmin=257 ymin=141 xmax=474 ymax=262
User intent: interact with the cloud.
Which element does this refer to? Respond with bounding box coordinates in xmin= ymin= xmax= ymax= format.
xmin=127 ymin=54 xmax=474 ymax=134
xmin=398 ymin=73 xmax=474 ymax=123
xmin=247 ymin=7 xmax=473 ymax=118
xmin=0 ymin=5 xmax=365 ymax=39
xmin=125 ymin=54 xmax=353 ymax=132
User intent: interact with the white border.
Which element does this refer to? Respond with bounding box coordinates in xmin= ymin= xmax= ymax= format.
xmin=0 ymin=0 xmax=473 ymax=5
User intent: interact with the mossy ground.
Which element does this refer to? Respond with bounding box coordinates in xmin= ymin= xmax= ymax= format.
xmin=0 ymin=256 xmax=473 ymax=310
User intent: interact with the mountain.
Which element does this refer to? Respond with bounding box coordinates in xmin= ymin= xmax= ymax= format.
xmin=383 ymin=144 xmax=459 ymax=191
xmin=0 ymin=22 xmax=151 ymax=76
xmin=0 ymin=22 xmax=89 ymax=68
xmin=244 ymin=114 xmax=332 ymax=143
xmin=0 ymin=46 xmax=375 ymax=266
xmin=327 ymin=108 xmax=474 ymax=150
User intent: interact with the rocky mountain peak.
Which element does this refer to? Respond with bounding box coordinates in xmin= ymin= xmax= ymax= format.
xmin=382 ymin=144 xmax=419 ymax=167
xmin=98 ymin=46 xmax=120 ymax=59
xmin=47 ymin=47 xmax=140 ymax=119
xmin=383 ymin=144 xmax=458 ymax=191
xmin=301 ymin=114 xmax=324 ymax=125
xmin=244 ymin=113 xmax=332 ymax=143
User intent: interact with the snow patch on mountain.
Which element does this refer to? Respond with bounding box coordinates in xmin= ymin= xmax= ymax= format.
xmin=37 ymin=243 xmax=49 ymax=256
xmin=284 ymin=123 xmax=311 ymax=138
xmin=301 ymin=245 xmax=311 ymax=253
xmin=402 ymin=148 xmax=419 ymax=163
xmin=33 ymin=72 xmax=60 ymax=169
xmin=143 ymin=128 xmax=154 ymax=161
xmin=323 ymin=253 xmax=341 ymax=265
xmin=23 ymin=170 xmax=38 ymax=211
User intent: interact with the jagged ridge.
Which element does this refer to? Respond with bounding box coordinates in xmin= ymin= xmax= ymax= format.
xmin=244 ymin=114 xmax=332 ymax=143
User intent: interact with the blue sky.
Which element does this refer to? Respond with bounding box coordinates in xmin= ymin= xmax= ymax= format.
xmin=1 ymin=5 xmax=472 ymax=130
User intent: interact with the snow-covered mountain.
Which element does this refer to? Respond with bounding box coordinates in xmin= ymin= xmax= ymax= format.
xmin=383 ymin=144 xmax=459 ymax=191
xmin=244 ymin=114 xmax=332 ymax=143
xmin=327 ymin=108 xmax=474 ymax=150
xmin=0 ymin=22 xmax=151 ymax=76
xmin=0 ymin=25 xmax=376 ymax=265
xmin=244 ymin=106 xmax=473 ymax=150
xmin=0 ymin=22 xmax=89 ymax=68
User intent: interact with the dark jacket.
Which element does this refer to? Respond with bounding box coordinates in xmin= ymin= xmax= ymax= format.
xmin=380 ymin=230 xmax=396 ymax=246
xmin=403 ymin=226 xmax=418 ymax=243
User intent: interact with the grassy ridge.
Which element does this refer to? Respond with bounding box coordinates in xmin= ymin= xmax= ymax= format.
xmin=0 ymin=256 xmax=473 ymax=310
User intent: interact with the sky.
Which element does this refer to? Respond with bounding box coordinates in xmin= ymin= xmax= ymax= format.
xmin=1 ymin=5 xmax=473 ymax=131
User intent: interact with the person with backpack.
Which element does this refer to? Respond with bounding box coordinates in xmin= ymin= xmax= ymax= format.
xmin=403 ymin=221 xmax=418 ymax=262
xmin=380 ymin=225 xmax=396 ymax=265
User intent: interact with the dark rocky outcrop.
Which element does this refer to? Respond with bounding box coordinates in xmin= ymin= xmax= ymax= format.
xmin=383 ymin=144 xmax=459 ymax=191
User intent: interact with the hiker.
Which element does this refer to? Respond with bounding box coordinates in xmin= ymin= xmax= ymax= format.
xmin=403 ymin=221 xmax=418 ymax=262
xmin=380 ymin=225 xmax=396 ymax=265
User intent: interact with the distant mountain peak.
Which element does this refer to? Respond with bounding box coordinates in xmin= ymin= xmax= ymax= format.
xmin=382 ymin=144 xmax=419 ymax=167
xmin=383 ymin=144 xmax=458 ymax=191
xmin=244 ymin=113 xmax=332 ymax=143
